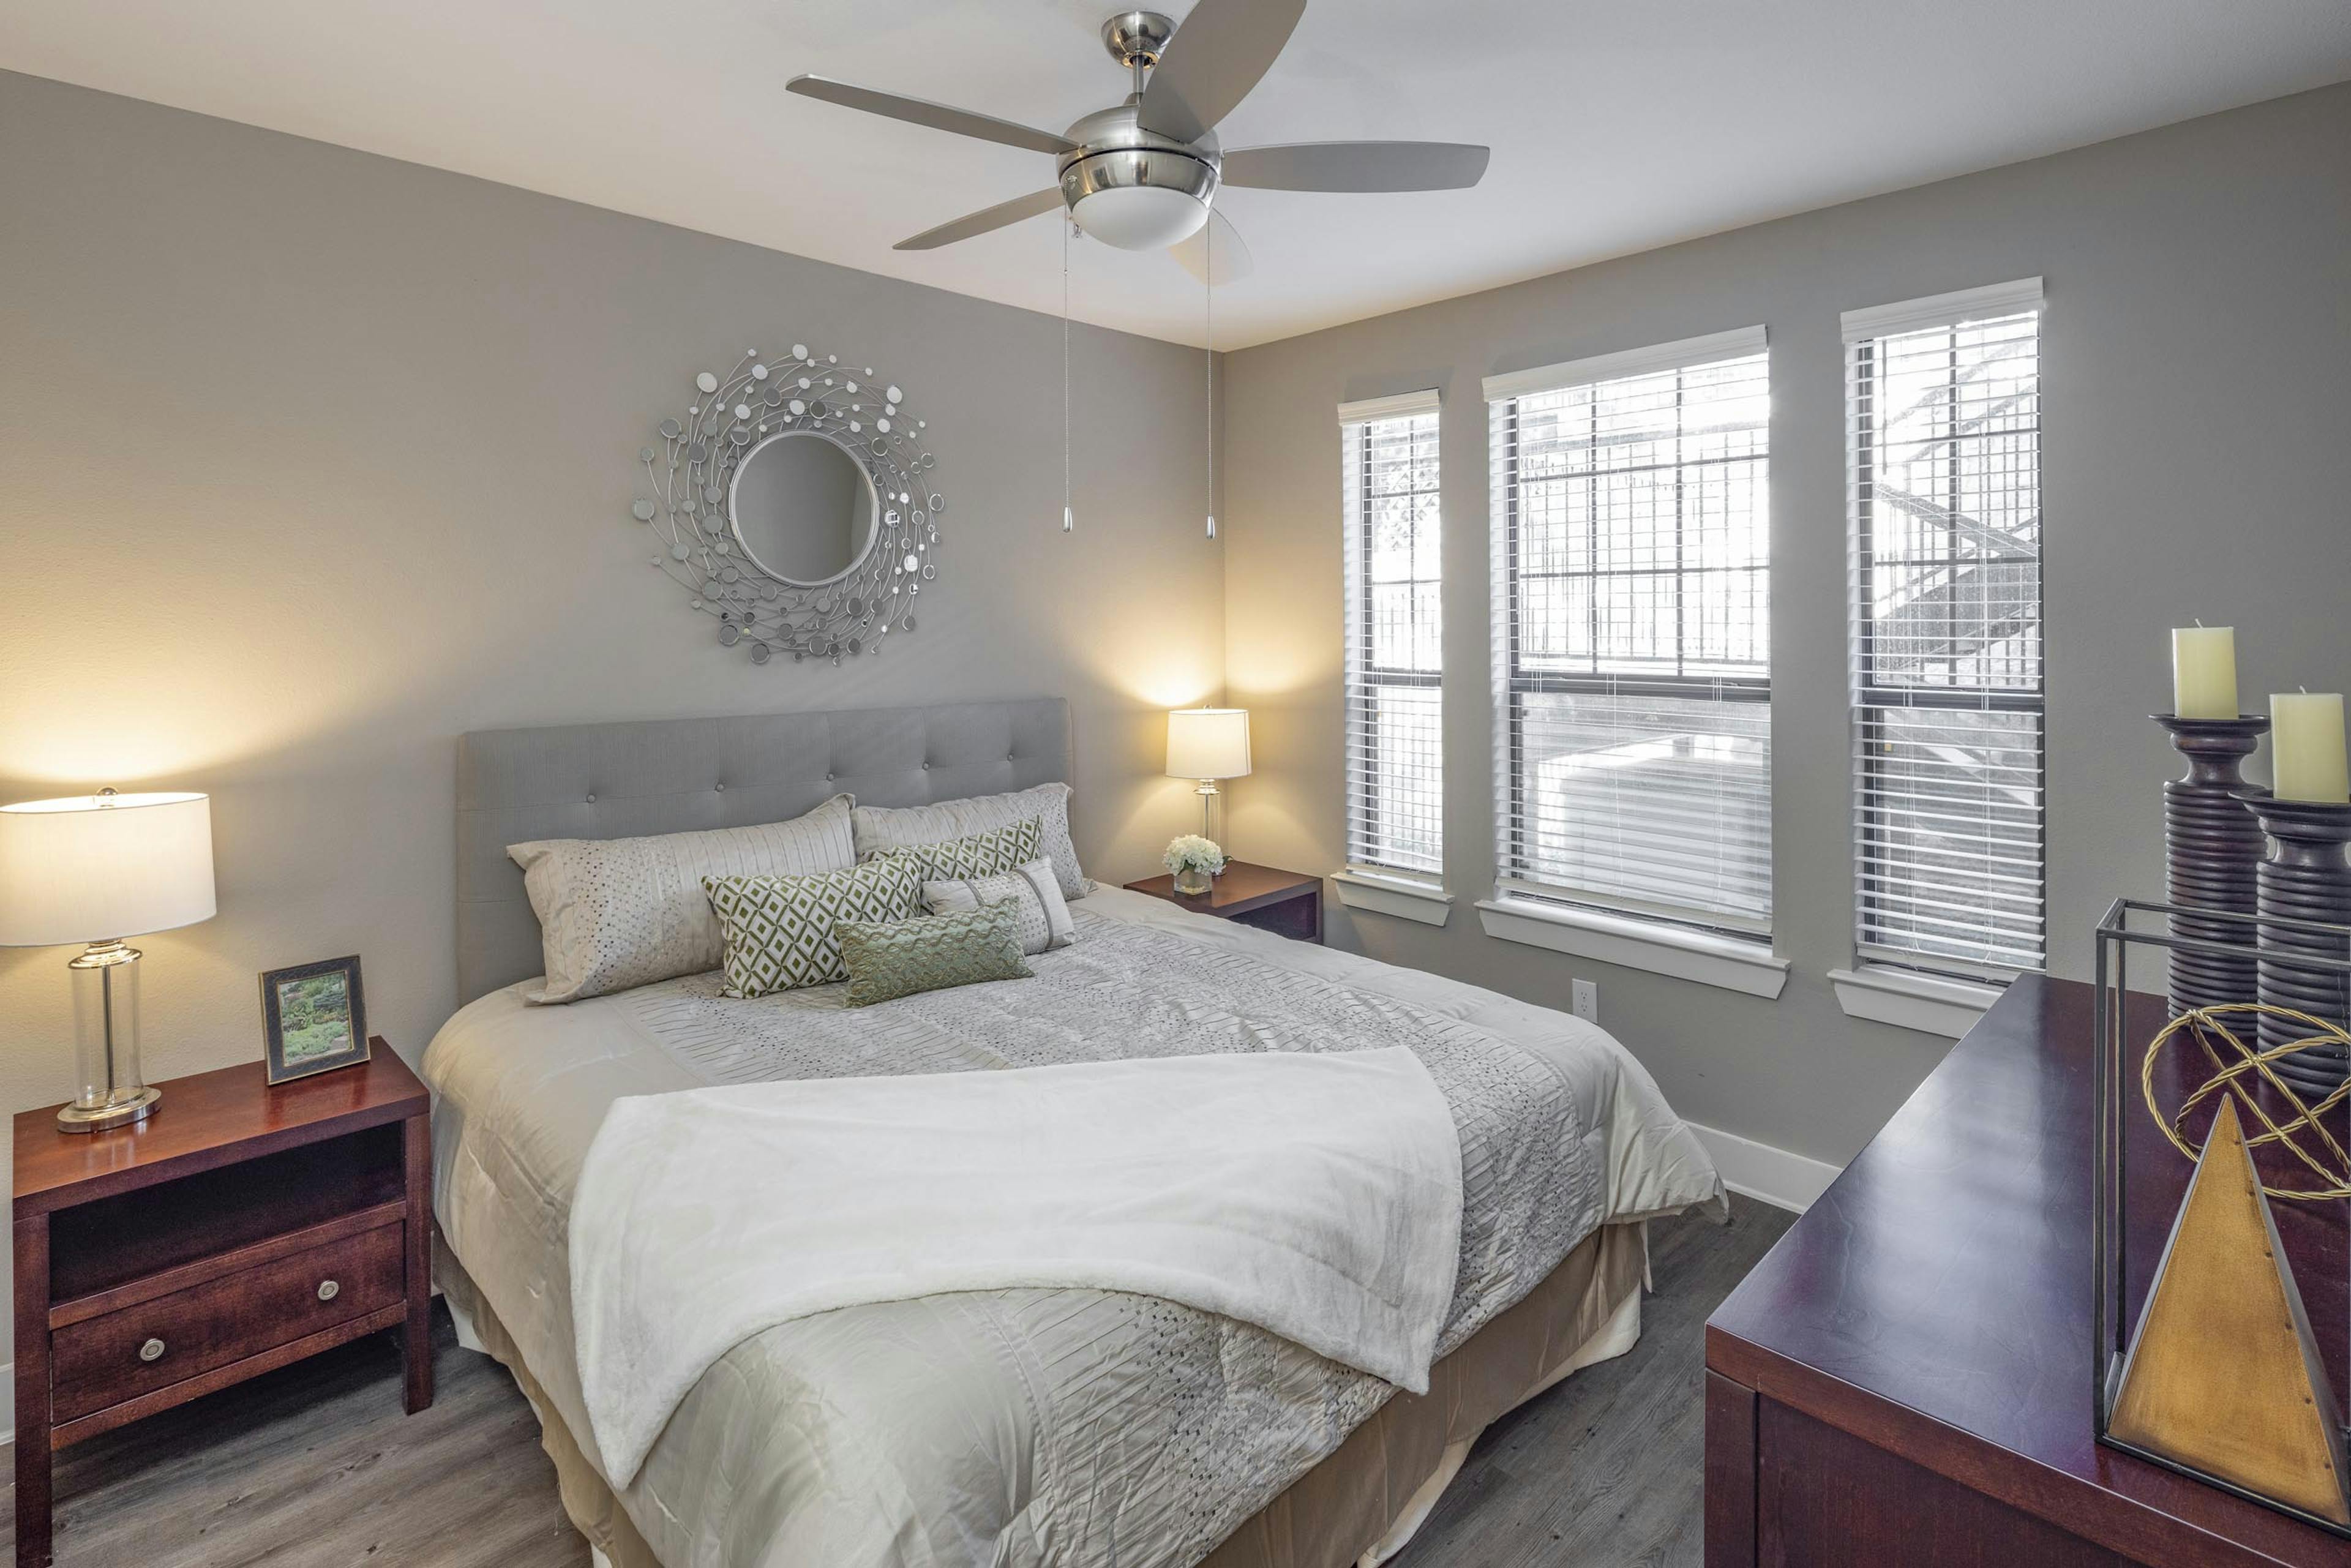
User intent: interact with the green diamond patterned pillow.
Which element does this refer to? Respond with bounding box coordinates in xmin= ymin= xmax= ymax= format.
xmin=868 ymin=816 xmax=1043 ymax=882
xmin=838 ymin=902 xmax=1033 ymax=1007
xmin=703 ymin=857 xmax=921 ymax=998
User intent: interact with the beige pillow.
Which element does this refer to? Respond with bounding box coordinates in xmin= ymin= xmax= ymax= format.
xmin=853 ymin=783 xmax=1086 ymax=899
xmin=509 ymin=793 xmax=854 ymax=1003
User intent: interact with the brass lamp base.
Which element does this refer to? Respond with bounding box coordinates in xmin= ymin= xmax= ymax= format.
xmin=57 ymin=1085 xmax=160 ymax=1134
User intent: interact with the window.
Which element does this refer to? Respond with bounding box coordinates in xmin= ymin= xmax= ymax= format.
xmin=1844 ymin=280 xmax=2044 ymax=978
xmin=1341 ymin=391 xmax=1444 ymax=881
xmin=1487 ymin=328 xmax=1772 ymax=934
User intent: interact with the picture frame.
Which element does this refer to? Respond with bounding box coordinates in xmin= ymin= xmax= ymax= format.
xmin=259 ymin=955 xmax=371 ymax=1085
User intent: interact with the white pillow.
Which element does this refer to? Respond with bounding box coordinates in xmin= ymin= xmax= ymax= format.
xmin=855 ymin=782 xmax=1087 ymax=900
xmin=509 ymin=793 xmax=855 ymax=1003
xmin=923 ymin=860 xmax=1076 ymax=956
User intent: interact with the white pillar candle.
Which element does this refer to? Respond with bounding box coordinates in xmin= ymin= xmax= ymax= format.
xmin=2271 ymin=692 xmax=2350 ymax=803
xmin=2170 ymin=626 xmax=2238 ymax=720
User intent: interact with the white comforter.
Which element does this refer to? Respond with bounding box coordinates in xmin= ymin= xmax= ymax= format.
xmin=572 ymin=1046 xmax=1465 ymax=1485
xmin=425 ymin=887 xmax=1722 ymax=1568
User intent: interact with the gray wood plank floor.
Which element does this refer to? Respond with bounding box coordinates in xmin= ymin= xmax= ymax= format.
xmin=1390 ymin=1194 xmax=1794 ymax=1567
xmin=1 ymin=1196 xmax=1791 ymax=1567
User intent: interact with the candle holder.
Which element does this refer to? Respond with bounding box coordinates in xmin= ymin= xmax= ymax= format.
xmin=2243 ymin=795 xmax=2351 ymax=1097
xmin=2154 ymin=715 xmax=2269 ymax=1016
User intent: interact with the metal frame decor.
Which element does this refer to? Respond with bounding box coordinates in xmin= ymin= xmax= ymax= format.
xmin=2093 ymin=897 xmax=2351 ymax=1536
xmin=634 ymin=345 xmax=942 ymax=665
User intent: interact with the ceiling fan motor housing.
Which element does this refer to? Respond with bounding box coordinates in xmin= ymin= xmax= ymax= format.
xmin=1057 ymin=103 xmax=1219 ymax=250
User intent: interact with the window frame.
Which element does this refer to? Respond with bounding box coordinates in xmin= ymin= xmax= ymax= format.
xmin=1338 ymin=389 xmax=1445 ymax=886
xmin=1483 ymin=327 xmax=1774 ymax=938
xmin=1842 ymin=279 xmax=2047 ymax=982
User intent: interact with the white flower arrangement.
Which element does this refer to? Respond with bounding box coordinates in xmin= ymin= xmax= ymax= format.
xmin=1163 ymin=835 xmax=1227 ymax=877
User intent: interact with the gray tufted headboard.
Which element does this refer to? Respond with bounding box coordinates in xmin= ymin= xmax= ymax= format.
xmin=455 ymin=697 xmax=1071 ymax=1002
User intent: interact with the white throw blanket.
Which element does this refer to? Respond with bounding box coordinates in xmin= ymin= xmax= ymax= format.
xmin=569 ymin=1045 xmax=1466 ymax=1486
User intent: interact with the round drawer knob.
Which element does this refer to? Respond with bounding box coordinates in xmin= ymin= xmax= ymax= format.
xmin=317 ymin=1279 xmax=340 ymax=1302
xmin=138 ymin=1337 xmax=166 ymax=1364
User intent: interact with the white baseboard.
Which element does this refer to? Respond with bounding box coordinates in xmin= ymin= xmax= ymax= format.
xmin=1687 ymin=1122 xmax=1842 ymax=1214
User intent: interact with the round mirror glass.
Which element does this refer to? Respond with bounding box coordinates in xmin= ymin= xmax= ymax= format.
xmin=728 ymin=431 xmax=879 ymax=587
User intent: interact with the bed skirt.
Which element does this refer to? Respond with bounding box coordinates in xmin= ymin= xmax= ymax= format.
xmin=435 ymin=1220 xmax=1647 ymax=1568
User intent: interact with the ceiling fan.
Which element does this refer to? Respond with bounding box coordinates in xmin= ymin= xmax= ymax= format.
xmin=785 ymin=0 xmax=1489 ymax=285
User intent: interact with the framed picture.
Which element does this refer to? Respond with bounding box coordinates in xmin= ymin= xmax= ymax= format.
xmin=259 ymin=955 xmax=371 ymax=1085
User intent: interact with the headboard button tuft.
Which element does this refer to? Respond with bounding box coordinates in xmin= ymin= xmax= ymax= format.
xmin=714 ymin=782 xmax=725 ymax=792
xmin=585 ymin=793 xmax=596 ymax=803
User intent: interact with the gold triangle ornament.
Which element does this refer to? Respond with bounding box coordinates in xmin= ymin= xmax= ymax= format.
xmin=2109 ymin=1095 xmax=2351 ymax=1525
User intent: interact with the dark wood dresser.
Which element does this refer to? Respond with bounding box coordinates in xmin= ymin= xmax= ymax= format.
xmin=1705 ymin=974 xmax=2350 ymax=1567
xmin=12 ymin=1048 xmax=433 ymax=1567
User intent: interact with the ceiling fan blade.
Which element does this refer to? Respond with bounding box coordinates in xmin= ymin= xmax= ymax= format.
xmin=894 ymin=189 xmax=1065 ymax=251
xmin=1221 ymin=141 xmax=1490 ymax=193
xmin=787 ymin=75 xmax=1074 ymax=157
xmin=1171 ymin=209 xmax=1253 ymax=287
xmin=1136 ymin=0 xmax=1308 ymax=144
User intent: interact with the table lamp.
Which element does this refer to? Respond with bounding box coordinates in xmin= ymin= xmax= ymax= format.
xmin=1166 ymin=708 xmax=1251 ymax=846
xmin=0 ymin=789 xmax=216 ymax=1132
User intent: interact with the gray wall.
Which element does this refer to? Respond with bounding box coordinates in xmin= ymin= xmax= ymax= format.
xmin=0 ymin=69 xmax=1228 ymax=1125
xmin=1220 ymin=81 xmax=2351 ymax=1167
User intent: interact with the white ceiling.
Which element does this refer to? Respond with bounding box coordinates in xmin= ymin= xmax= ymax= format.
xmin=8 ymin=1 xmax=2350 ymax=349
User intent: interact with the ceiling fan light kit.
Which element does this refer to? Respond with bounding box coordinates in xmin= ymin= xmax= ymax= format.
xmin=784 ymin=0 xmax=1488 ymax=274
xmin=1062 ymin=154 xmax=1214 ymax=251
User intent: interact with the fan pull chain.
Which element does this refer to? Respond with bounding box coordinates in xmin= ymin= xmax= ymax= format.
xmin=1204 ymin=219 xmax=1216 ymax=542
xmin=1062 ymin=219 xmax=1074 ymax=533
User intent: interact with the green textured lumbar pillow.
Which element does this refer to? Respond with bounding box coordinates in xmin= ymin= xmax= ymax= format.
xmin=704 ymin=857 xmax=922 ymax=999
xmin=838 ymin=901 xmax=1033 ymax=1007
xmin=868 ymin=816 xmax=1043 ymax=882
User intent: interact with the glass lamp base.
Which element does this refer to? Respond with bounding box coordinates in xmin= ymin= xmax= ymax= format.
xmin=57 ymin=1084 xmax=160 ymax=1134
xmin=64 ymin=939 xmax=156 ymax=1133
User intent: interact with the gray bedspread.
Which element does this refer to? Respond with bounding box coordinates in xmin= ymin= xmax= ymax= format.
xmin=425 ymin=887 xmax=1722 ymax=1568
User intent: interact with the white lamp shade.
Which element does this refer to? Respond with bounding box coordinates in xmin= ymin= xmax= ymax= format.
xmin=1166 ymin=708 xmax=1252 ymax=781
xmin=0 ymin=792 xmax=217 ymax=946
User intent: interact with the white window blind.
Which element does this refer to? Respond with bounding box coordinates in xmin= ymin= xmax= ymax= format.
xmin=1341 ymin=391 xmax=1444 ymax=880
xmin=1845 ymin=280 xmax=2045 ymax=978
xmin=1486 ymin=329 xmax=1773 ymax=932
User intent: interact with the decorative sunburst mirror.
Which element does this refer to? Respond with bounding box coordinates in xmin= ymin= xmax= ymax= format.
xmin=634 ymin=344 xmax=941 ymax=664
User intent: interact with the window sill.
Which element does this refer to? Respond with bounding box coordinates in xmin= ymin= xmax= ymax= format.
xmin=1332 ymin=870 xmax=1453 ymax=927
xmin=1828 ymin=964 xmax=2001 ymax=1038
xmin=1474 ymin=897 xmax=1789 ymax=999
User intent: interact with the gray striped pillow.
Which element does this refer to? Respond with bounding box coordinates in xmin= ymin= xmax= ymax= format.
xmin=922 ymin=860 xmax=1076 ymax=956
xmin=509 ymin=793 xmax=855 ymax=1003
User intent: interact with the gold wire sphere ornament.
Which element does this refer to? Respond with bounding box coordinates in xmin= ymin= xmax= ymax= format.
xmin=2143 ymin=1002 xmax=2351 ymax=1201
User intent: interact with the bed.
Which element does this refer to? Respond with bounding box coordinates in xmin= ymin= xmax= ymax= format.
xmin=423 ymin=697 xmax=1723 ymax=1568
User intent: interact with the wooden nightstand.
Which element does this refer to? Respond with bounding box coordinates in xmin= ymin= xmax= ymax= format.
xmin=12 ymin=1046 xmax=432 ymax=1568
xmin=1124 ymin=860 xmax=1324 ymax=943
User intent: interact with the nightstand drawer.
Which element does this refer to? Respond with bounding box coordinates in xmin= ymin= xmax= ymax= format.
xmin=50 ymin=1219 xmax=404 ymax=1424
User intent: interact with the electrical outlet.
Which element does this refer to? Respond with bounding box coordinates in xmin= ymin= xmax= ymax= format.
xmin=1571 ymin=979 xmax=1598 ymax=1022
